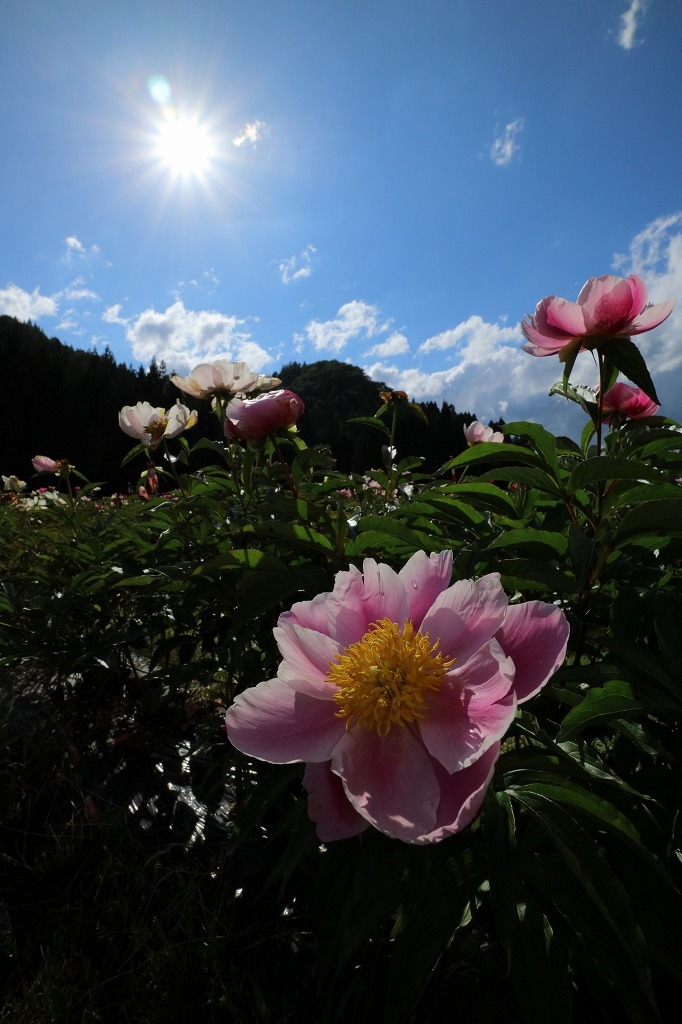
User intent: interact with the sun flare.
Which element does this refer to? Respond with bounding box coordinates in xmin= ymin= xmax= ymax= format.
xmin=153 ymin=114 xmax=216 ymax=178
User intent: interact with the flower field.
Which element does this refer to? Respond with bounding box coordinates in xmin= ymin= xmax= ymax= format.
xmin=1 ymin=274 xmax=682 ymax=1023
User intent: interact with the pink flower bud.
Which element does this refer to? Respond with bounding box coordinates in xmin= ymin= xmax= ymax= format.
xmin=224 ymin=390 xmax=305 ymax=442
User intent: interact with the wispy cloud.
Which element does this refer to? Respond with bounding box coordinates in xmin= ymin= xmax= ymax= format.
xmin=617 ymin=0 xmax=649 ymax=50
xmin=63 ymin=235 xmax=100 ymax=262
xmin=233 ymin=120 xmax=269 ymax=147
xmin=125 ymin=300 xmax=273 ymax=375
xmin=279 ymin=245 xmax=317 ymax=284
xmin=64 ymin=277 xmax=99 ymax=302
xmin=0 ymin=283 xmax=58 ymax=320
xmin=299 ymin=300 xmax=390 ymax=352
xmin=490 ymin=118 xmax=524 ymax=167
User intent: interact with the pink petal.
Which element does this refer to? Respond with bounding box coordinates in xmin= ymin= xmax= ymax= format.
xmin=577 ymin=276 xmax=636 ymax=334
xmin=274 ymin=623 xmax=341 ymax=697
xmin=332 ymin=727 xmax=440 ymax=842
xmin=398 ymin=550 xmax=453 ymax=629
xmin=496 ymin=601 xmax=569 ymax=702
xmin=420 ymin=573 xmax=508 ymax=664
xmin=416 ymin=743 xmax=500 ymax=844
xmin=303 ymin=762 xmax=370 ymax=841
xmin=359 ymin=558 xmax=410 ymax=627
xmin=624 ymin=275 xmax=648 ymax=318
xmin=628 ymin=297 xmax=675 ymax=334
xmin=543 ymin=297 xmax=587 ymax=336
xmin=327 ymin=566 xmax=372 ymax=647
xmin=279 ymin=590 xmax=333 ymax=635
xmin=419 ymin=643 xmax=516 ymax=772
xmin=225 ymin=677 xmax=345 ymax=763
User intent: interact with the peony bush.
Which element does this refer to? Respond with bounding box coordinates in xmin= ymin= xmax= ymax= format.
xmin=1 ymin=270 xmax=681 ymax=1024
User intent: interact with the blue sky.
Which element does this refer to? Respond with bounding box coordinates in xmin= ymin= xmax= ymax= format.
xmin=2 ymin=0 xmax=681 ymax=437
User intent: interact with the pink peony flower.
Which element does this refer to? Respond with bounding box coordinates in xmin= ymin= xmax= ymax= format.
xmin=225 ymin=550 xmax=569 ymax=844
xmin=172 ymin=360 xmax=281 ymax=400
xmin=600 ymin=382 xmax=660 ymax=422
xmin=118 ymin=401 xmax=197 ymax=449
xmin=521 ymin=274 xmax=674 ymax=359
xmin=463 ymin=421 xmax=504 ymax=445
xmin=224 ymin=389 xmax=304 ymax=442
xmin=32 ymin=455 xmax=60 ymax=473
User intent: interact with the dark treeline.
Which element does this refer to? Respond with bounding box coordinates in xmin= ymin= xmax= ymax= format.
xmin=2 ymin=317 xmax=493 ymax=490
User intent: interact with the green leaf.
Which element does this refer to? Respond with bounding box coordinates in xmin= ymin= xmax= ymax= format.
xmin=384 ymin=850 xmax=485 ymax=1024
xmin=483 ymin=790 xmax=516 ymax=959
xmin=568 ymin=523 xmax=595 ymax=589
xmin=509 ymin=792 xmax=658 ymax=1020
xmin=606 ymin=337 xmax=660 ymax=404
xmin=486 ymin=527 xmax=568 ymax=557
xmin=503 ymin=421 xmax=560 ymax=474
xmin=557 ymin=681 xmax=646 ymax=741
xmin=612 ymin=498 xmax=682 ymax=548
xmin=567 ymin=457 xmax=668 ymax=493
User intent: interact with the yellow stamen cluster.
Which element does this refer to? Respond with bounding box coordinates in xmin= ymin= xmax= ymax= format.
xmin=145 ymin=417 xmax=169 ymax=443
xmin=329 ymin=618 xmax=455 ymax=736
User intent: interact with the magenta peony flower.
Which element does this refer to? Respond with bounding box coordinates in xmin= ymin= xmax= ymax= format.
xmin=600 ymin=382 xmax=660 ymax=422
xmin=118 ymin=401 xmax=197 ymax=449
xmin=225 ymin=550 xmax=569 ymax=844
xmin=172 ymin=360 xmax=281 ymax=400
xmin=224 ymin=389 xmax=305 ymax=442
xmin=463 ymin=421 xmax=504 ymax=445
xmin=521 ymin=274 xmax=674 ymax=359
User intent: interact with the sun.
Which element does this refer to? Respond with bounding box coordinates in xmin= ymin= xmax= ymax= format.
xmin=153 ymin=114 xmax=216 ymax=179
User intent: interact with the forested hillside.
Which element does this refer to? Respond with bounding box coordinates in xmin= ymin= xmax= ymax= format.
xmin=1 ymin=317 xmax=485 ymax=489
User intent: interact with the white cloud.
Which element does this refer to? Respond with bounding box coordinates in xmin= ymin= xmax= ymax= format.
xmin=490 ymin=118 xmax=524 ymax=167
xmin=617 ymin=0 xmax=649 ymax=50
xmin=64 ymin=280 xmax=99 ymax=301
xmin=63 ymin=235 xmax=100 ymax=262
xmin=279 ymin=245 xmax=316 ymax=284
xmin=125 ymin=300 xmax=273 ymax=374
xmin=102 ymin=303 xmax=129 ymax=325
xmin=233 ymin=120 xmax=269 ymax=147
xmin=365 ymin=331 xmax=410 ymax=358
xmin=611 ymin=211 xmax=682 ymax=421
xmin=300 ymin=300 xmax=390 ymax=352
xmin=364 ymin=313 xmax=589 ymax=437
xmin=0 ymin=283 xmax=58 ymax=320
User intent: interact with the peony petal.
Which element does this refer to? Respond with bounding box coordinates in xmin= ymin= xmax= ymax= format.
xmin=628 ymin=297 xmax=675 ymax=334
xmin=279 ymin=590 xmax=333 ymax=636
xmin=326 ymin=565 xmax=372 ymax=647
xmin=398 ymin=550 xmax=453 ymax=629
xmin=332 ymin=727 xmax=440 ymax=842
xmin=496 ymin=600 xmax=569 ymax=702
xmin=624 ymin=275 xmax=648 ymax=318
xmin=274 ymin=622 xmax=341 ymax=697
xmin=416 ymin=743 xmax=500 ymax=844
xmin=303 ymin=762 xmax=370 ymax=841
xmin=225 ymin=677 xmax=345 ymax=763
xmin=360 ymin=558 xmax=410 ymax=627
xmin=419 ymin=642 xmax=516 ymax=772
xmin=420 ymin=573 xmax=508 ymax=664
xmin=543 ymin=297 xmax=587 ymax=336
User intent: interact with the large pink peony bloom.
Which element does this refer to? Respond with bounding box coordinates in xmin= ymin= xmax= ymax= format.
xmin=172 ymin=360 xmax=281 ymax=400
xmin=224 ymin=389 xmax=305 ymax=442
xmin=118 ymin=401 xmax=197 ymax=449
xmin=600 ymin=382 xmax=660 ymax=422
xmin=226 ymin=551 xmax=569 ymax=844
xmin=521 ymin=274 xmax=674 ymax=359
xmin=463 ymin=421 xmax=504 ymax=445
